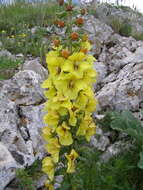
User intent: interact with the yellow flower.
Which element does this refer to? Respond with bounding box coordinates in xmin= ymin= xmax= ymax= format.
xmin=46 ymin=93 xmax=72 ymax=111
xmin=68 ymin=52 xmax=86 ymax=62
xmin=43 ymin=111 xmax=59 ymax=129
xmin=86 ymin=54 xmax=96 ymax=63
xmin=41 ymin=77 xmax=57 ymax=99
xmin=54 ymin=77 xmax=87 ymax=100
xmin=76 ymin=113 xmax=92 ymax=136
xmin=76 ymin=114 xmax=96 ymax=141
xmin=80 ymin=41 xmax=91 ymax=51
xmin=45 ymin=138 xmax=61 ymax=163
xmin=60 ymin=58 xmax=92 ymax=80
xmin=75 ymin=88 xmax=97 ymax=112
xmin=46 ymin=52 xmax=65 ymax=79
xmin=66 ymin=149 xmax=79 ymax=173
xmin=68 ymin=109 xmax=78 ymax=126
xmin=42 ymin=126 xmax=53 ymax=142
xmin=42 ymin=157 xmax=55 ymax=181
xmin=41 ymin=77 xmax=53 ymax=88
xmin=85 ymin=122 xmax=96 ymax=142
xmin=83 ymin=67 xmax=97 ymax=85
xmin=56 ymin=122 xmax=73 ymax=146
xmin=45 ymin=180 xmax=54 ymax=190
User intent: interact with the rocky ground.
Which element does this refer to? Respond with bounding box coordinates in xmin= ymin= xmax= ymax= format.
xmin=0 ymin=13 xmax=143 ymax=190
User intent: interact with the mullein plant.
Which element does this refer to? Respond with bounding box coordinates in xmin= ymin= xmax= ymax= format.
xmin=41 ymin=0 xmax=97 ymax=189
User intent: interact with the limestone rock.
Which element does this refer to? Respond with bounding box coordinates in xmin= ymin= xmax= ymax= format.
xmin=22 ymin=59 xmax=48 ymax=81
xmin=0 ymin=143 xmax=17 ymax=190
xmin=97 ymin=62 xmax=143 ymax=111
xmin=94 ymin=61 xmax=108 ymax=90
xmin=20 ymin=104 xmax=45 ymax=160
xmin=1 ymin=70 xmax=45 ymax=106
xmin=85 ymin=16 xmax=114 ymax=44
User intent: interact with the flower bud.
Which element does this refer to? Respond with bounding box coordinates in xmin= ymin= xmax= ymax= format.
xmin=58 ymin=21 xmax=65 ymax=28
xmin=53 ymin=39 xmax=60 ymax=47
xmin=70 ymin=32 xmax=79 ymax=41
xmin=61 ymin=49 xmax=70 ymax=58
xmin=76 ymin=17 xmax=84 ymax=25
xmin=66 ymin=5 xmax=74 ymax=11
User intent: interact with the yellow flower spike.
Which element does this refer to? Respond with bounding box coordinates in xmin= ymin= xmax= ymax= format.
xmin=56 ymin=122 xmax=73 ymax=146
xmin=66 ymin=149 xmax=79 ymax=173
xmin=42 ymin=1 xmax=98 ymax=185
xmin=42 ymin=157 xmax=55 ymax=181
xmin=45 ymin=138 xmax=61 ymax=163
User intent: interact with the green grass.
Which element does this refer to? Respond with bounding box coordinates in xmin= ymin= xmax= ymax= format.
xmin=0 ymin=27 xmax=50 ymax=57
xmin=0 ymin=56 xmax=22 ymax=80
xmin=0 ymin=0 xmax=60 ymax=59
xmin=15 ymin=159 xmax=43 ymax=190
xmin=0 ymin=0 xmax=58 ymax=32
xmin=133 ymin=32 xmax=143 ymax=41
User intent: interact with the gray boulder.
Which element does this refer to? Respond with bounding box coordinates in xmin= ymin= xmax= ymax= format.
xmin=22 ymin=59 xmax=48 ymax=81
xmin=1 ymin=70 xmax=45 ymax=106
xmin=0 ymin=143 xmax=17 ymax=190
xmin=97 ymin=61 xmax=143 ymax=111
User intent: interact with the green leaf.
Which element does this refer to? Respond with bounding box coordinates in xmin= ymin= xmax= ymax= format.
xmin=110 ymin=111 xmax=143 ymax=143
xmin=138 ymin=149 xmax=143 ymax=169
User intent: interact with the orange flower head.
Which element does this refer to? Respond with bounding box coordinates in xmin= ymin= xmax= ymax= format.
xmin=53 ymin=39 xmax=60 ymax=47
xmin=76 ymin=17 xmax=84 ymax=25
xmin=71 ymin=32 xmax=79 ymax=41
xmin=61 ymin=49 xmax=71 ymax=59
xmin=58 ymin=21 xmax=65 ymax=28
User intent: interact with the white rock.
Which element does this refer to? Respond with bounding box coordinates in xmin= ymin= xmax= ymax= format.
xmin=97 ymin=62 xmax=143 ymax=111
xmin=1 ymin=70 xmax=45 ymax=106
xmin=0 ymin=143 xmax=17 ymax=190
xmin=22 ymin=58 xmax=48 ymax=81
xmin=20 ymin=104 xmax=46 ymax=160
